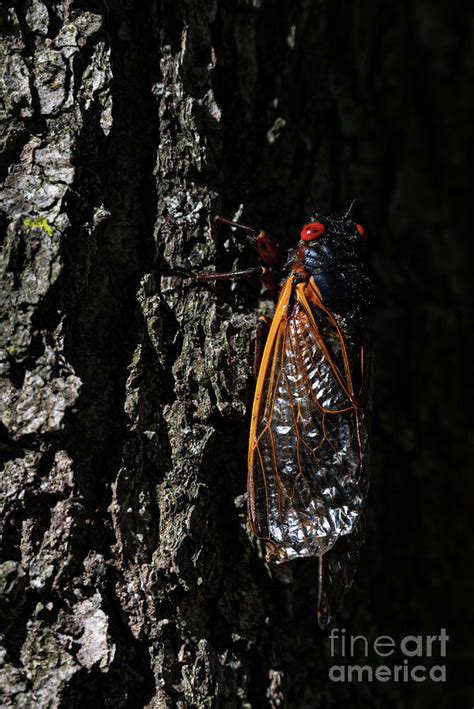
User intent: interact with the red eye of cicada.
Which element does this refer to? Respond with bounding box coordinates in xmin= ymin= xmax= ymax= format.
xmin=300 ymin=222 xmax=326 ymax=242
xmin=356 ymin=223 xmax=367 ymax=238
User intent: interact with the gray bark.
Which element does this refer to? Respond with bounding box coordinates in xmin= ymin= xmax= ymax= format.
xmin=1 ymin=0 xmax=472 ymax=707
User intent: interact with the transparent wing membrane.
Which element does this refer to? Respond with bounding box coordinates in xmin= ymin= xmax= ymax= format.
xmin=248 ymin=278 xmax=369 ymax=568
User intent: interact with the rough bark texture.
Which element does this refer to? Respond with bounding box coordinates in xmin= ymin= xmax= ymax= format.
xmin=1 ymin=0 xmax=472 ymax=707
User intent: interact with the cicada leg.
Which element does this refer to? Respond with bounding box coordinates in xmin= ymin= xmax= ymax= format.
xmin=196 ymin=266 xmax=266 ymax=283
xmin=170 ymin=265 xmax=279 ymax=291
xmin=194 ymin=266 xmax=279 ymax=294
xmin=358 ymin=326 xmax=373 ymax=409
xmin=215 ymin=216 xmax=282 ymax=269
xmin=317 ymin=556 xmax=330 ymax=629
xmin=253 ymin=315 xmax=272 ymax=380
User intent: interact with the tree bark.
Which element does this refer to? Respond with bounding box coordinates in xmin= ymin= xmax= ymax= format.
xmin=1 ymin=0 xmax=472 ymax=707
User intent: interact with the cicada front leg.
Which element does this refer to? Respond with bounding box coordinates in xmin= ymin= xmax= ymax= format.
xmin=214 ymin=216 xmax=282 ymax=269
xmin=195 ymin=266 xmax=280 ymax=296
xmin=170 ymin=264 xmax=279 ymax=292
xmin=195 ymin=266 xmax=271 ymax=285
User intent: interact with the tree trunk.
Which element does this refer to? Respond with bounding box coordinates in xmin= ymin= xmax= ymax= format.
xmin=1 ymin=0 xmax=472 ymax=707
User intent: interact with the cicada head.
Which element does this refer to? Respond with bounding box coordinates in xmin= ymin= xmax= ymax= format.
xmin=294 ymin=211 xmax=373 ymax=322
xmin=299 ymin=214 xmax=367 ymax=247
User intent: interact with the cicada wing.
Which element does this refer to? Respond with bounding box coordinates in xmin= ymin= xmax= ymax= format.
xmin=316 ymin=513 xmax=366 ymax=629
xmin=248 ymin=278 xmax=369 ymax=562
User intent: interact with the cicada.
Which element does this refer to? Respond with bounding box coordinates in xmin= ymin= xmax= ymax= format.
xmin=194 ymin=210 xmax=373 ymax=627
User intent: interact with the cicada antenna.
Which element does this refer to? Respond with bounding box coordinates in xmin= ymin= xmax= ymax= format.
xmin=215 ymin=215 xmax=260 ymax=237
xmin=342 ymin=199 xmax=356 ymax=220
